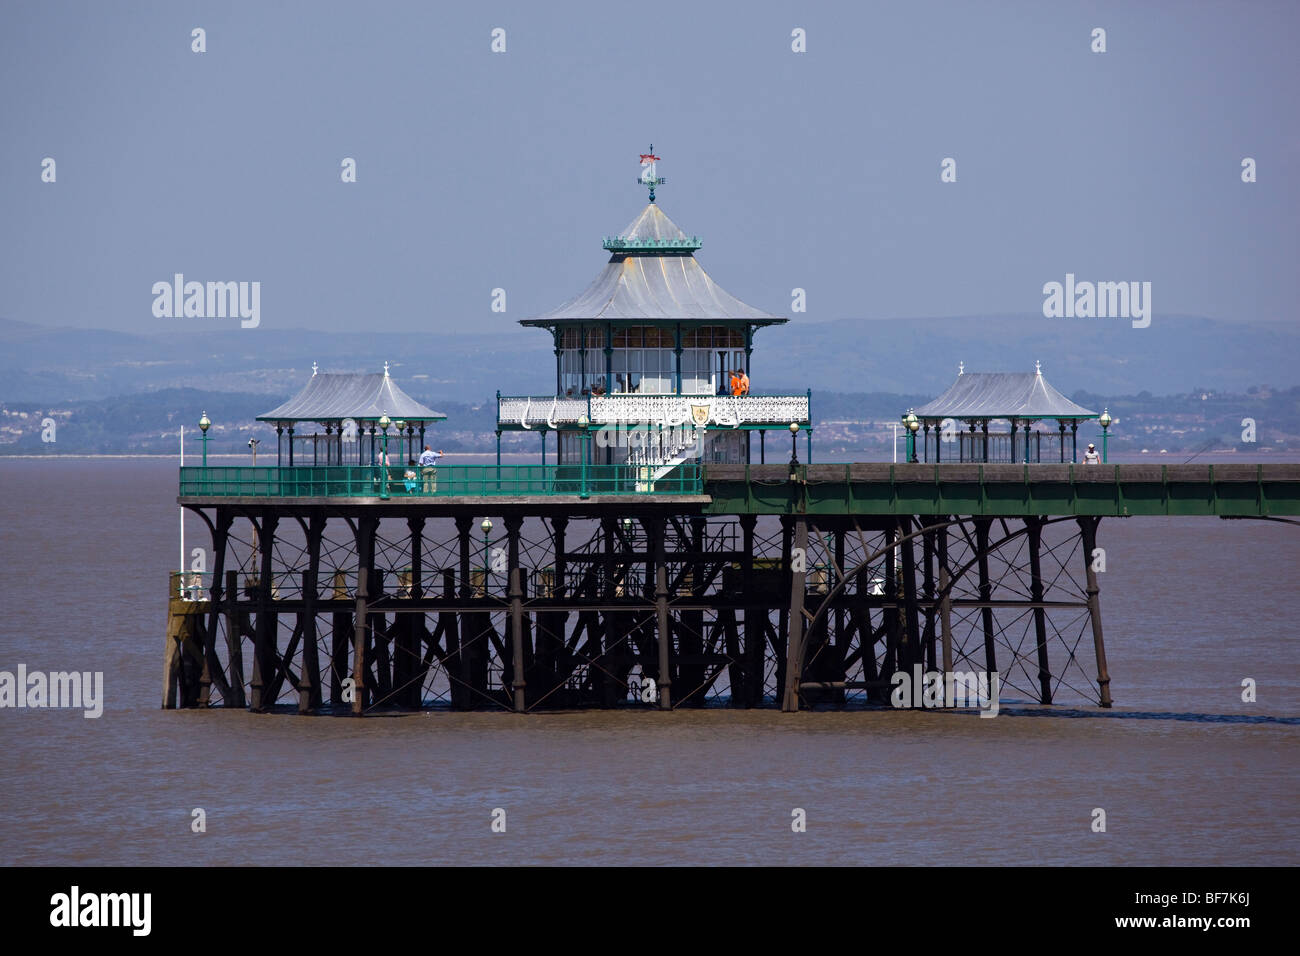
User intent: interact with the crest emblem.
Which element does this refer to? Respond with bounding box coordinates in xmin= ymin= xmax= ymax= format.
xmin=689 ymin=402 xmax=711 ymax=427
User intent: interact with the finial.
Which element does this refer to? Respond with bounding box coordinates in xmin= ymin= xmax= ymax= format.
xmin=383 ymin=360 xmax=390 ymax=377
xmin=1035 ymin=360 xmax=1042 ymax=376
xmin=958 ymin=361 xmax=964 ymax=375
xmin=638 ymin=145 xmax=665 ymax=203
xmin=311 ymin=361 xmax=318 ymax=376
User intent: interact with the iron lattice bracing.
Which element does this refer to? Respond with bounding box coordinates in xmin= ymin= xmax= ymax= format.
xmin=165 ymin=503 xmax=1116 ymax=714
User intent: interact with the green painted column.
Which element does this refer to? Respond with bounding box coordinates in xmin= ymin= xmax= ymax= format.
xmin=673 ymin=323 xmax=683 ymax=394
xmin=552 ymin=327 xmax=562 ymax=395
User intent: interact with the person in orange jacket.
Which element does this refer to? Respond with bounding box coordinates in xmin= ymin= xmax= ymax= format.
xmin=738 ymin=368 xmax=750 ymax=395
xmin=729 ymin=369 xmax=742 ymax=396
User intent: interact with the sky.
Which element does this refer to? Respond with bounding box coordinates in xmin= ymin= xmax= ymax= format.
xmin=2 ymin=0 xmax=1298 ymax=339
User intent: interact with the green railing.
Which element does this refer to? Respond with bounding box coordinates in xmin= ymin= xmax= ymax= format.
xmin=179 ymin=464 xmax=703 ymax=498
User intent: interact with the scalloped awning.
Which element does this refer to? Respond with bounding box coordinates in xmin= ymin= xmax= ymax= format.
xmin=257 ymin=373 xmax=446 ymax=423
xmin=913 ymin=371 xmax=1097 ymax=420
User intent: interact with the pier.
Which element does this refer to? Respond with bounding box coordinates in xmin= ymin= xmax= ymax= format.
xmin=164 ymin=150 xmax=1300 ymax=715
xmin=166 ymin=461 xmax=1300 ymax=714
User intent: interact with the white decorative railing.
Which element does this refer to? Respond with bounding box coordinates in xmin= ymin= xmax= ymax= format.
xmin=497 ymin=396 xmax=589 ymax=428
xmin=497 ymin=393 xmax=810 ymax=429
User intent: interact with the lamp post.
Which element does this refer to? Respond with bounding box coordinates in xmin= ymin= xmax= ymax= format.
xmin=199 ymin=411 xmax=210 ymax=468
xmin=789 ymin=421 xmax=800 ymax=481
xmin=378 ymin=413 xmax=391 ymax=500
xmin=248 ymin=437 xmax=259 ymax=466
xmin=1099 ymin=408 xmax=1112 ymax=463
xmin=905 ymin=409 xmax=919 ymax=463
xmin=578 ymin=414 xmax=590 ymax=499
xmin=481 ymin=517 xmax=493 ymax=594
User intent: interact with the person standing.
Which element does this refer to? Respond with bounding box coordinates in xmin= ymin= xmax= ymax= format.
xmin=738 ymin=367 xmax=750 ymax=396
xmin=1083 ymin=442 xmax=1101 ymax=464
xmin=419 ymin=445 xmax=444 ymax=493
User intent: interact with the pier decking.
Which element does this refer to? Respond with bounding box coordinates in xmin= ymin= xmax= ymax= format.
xmin=178 ymin=462 xmax=1300 ymax=518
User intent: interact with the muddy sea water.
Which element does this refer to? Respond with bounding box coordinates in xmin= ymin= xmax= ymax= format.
xmin=0 ymin=459 xmax=1296 ymax=865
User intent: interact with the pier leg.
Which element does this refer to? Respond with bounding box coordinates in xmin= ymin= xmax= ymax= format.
xmin=781 ymin=517 xmax=809 ymax=712
xmin=655 ymin=563 xmax=672 ymax=711
xmin=900 ymin=516 xmax=923 ymax=674
xmin=352 ymin=516 xmax=378 ymax=716
xmin=598 ymin=518 xmax=621 ymax=707
xmin=882 ymin=522 xmax=899 ymax=680
xmin=740 ymin=514 xmax=762 ymax=708
xmin=830 ymin=527 xmax=847 ymax=707
xmin=163 ymin=572 xmax=205 ymax=708
xmin=250 ymin=515 xmax=279 ymax=712
xmin=298 ymin=513 xmax=323 ymax=714
xmin=921 ymin=518 xmax=938 ymax=672
xmin=454 ymin=515 xmax=475 ymax=710
xmin=506 ymin=515 xmax=526 ymax=712
xmin=938 ymin=522 xmax=954 ymax=706
xmin=398 ymin=516 xmax=426 ymax=709
xmin=534 ymin=517 xmax=567 ymax=702
xmin=371 ymin=570 xmax=391 ymax=704
xmin=1027 ymin=516 xmax=1053 ymax=705
xmin=654 ymin=519 xmax=672 ymax=710
xmin=1078 ymin=516 xmax=1112 ymax=707
xmin=775 ymin=516 xmax=792 ymax=700
xmin=675 ymin=517 xmax=706 ymax=705
xmin=224 ymin=569 xmax=245 ymax=707
xmin=330 ymin=570 xmax=350 ymax=706
xmin=201 ymin=509 xmax=233 ymax=706
xmin=353 ymin=567 xmax=368 ymax=716
xmin=975 ymin=519 xmax=998 ymax=678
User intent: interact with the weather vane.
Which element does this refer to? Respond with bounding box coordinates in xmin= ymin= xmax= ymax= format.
xmin=639 ymin=145 xmax=665 ymax=203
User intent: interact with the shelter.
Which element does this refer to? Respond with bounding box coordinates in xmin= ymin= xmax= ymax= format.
xmin=909 ymin=363 xmax=1098 ymax=463
xmin=257 ymin=364 xmax=446 ymax=466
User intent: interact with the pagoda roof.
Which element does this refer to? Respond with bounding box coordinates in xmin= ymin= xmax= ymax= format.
xmin=913 ymin=369 xmax=1097 ymax=421
xmin=520 ymin=203 xmax=786 ymax=328
xmin=618 ymin=203 xmax=691 ymax=242
xmin=257 ymin=371 xmax=446 ymax=424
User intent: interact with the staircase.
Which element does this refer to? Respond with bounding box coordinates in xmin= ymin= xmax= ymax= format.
xmin=626 ymin=426 xmax=701 ymax=491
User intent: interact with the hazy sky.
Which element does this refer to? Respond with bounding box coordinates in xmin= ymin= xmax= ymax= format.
xmin=2 ymin=0 xmax=1297 ymax=338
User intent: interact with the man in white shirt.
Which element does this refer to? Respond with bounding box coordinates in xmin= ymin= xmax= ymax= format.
xmin=418 ymin=446 xmax=444 ymax=493
xmin=1083 ymin=442 xmax=1101 ymax=464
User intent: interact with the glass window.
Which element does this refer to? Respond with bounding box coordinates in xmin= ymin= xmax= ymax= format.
xmin=586 ymin=327 xmax=605 ymax=349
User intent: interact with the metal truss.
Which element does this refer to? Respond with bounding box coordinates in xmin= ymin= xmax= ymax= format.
xmin=166 ymin=505 xmax=1112 ymax=714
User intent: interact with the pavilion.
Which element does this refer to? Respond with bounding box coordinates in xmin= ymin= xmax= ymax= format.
xmin=906 ymin=363 xmax=1099 ymax=463
xmin=257 ymin=364 xmax=446 ymax=466
xmin=497 ymin=147 xmax=811 ymax=478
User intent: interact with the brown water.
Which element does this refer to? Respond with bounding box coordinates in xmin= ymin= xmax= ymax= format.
xmin=1 ymin=459 xmax=1296 ymax=865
